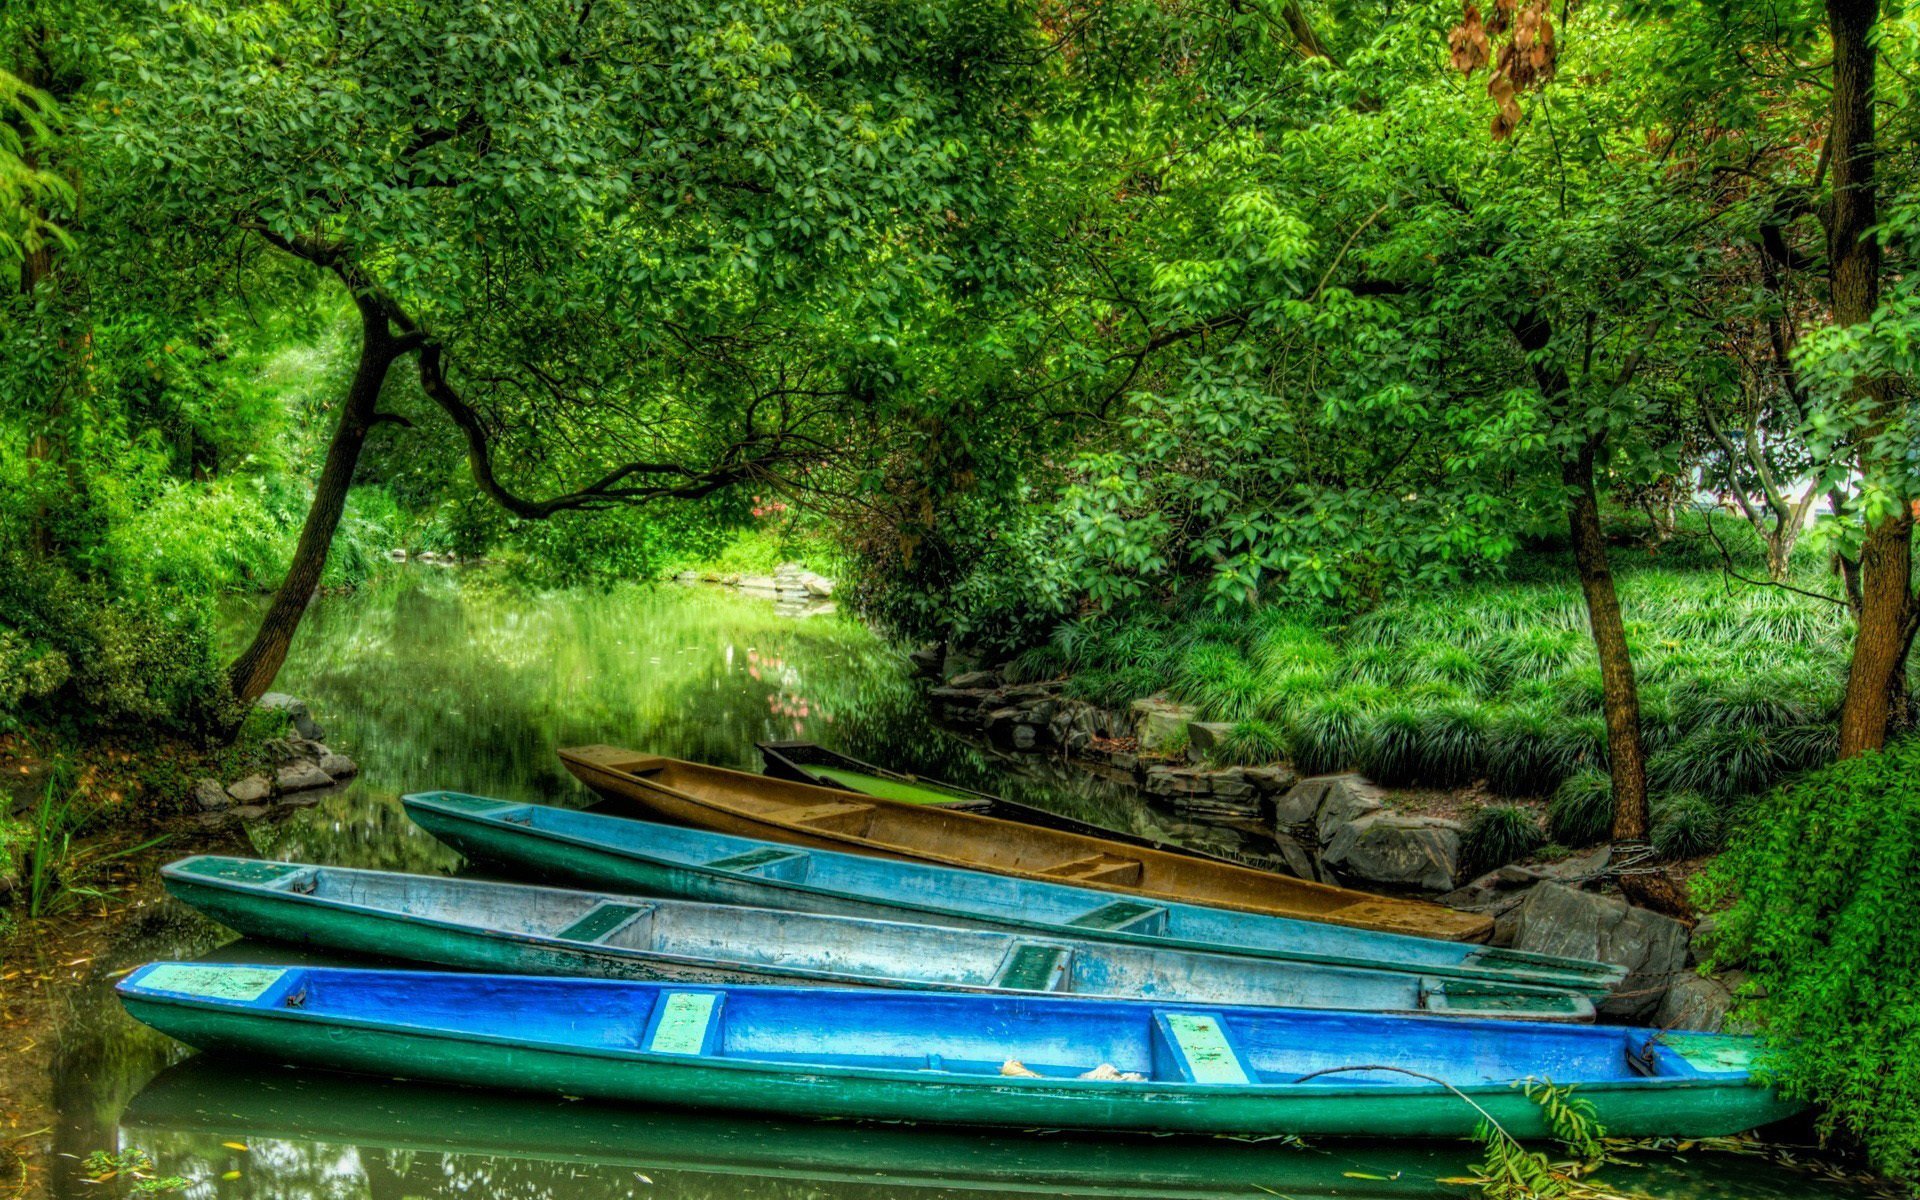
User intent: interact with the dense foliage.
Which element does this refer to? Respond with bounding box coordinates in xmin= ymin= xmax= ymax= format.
xmin=1700 ymin=739 xmax=1920 ymax=1181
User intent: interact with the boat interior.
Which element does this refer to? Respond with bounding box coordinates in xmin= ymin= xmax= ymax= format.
xmin=129 ymin=966 xmax=1731 ymax=1087
xmin=401 ymin=794 xmax=1623 ymax=996
xmin=575 ymin=749 xmax=1365 ymax=916
xmin=168 ymin=856 xmax=1596 ymax=1020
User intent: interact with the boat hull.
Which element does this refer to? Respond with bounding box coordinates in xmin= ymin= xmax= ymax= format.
xmin=118 ymin=965 xmax=1801 ymax=1139
xmin=402 ymin=792 xmax=1622 ymax=999
xmin=161 ymin=856 xmax=1595 ymax=1021
xmin=561 ymin=744 xmax=1494 ymax=942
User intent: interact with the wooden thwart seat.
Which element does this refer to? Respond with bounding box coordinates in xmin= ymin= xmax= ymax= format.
xmin=780 ymin=801 xmax=876 ymax=832
xmin=1038 ymin=854 xmax=1143 ymax=886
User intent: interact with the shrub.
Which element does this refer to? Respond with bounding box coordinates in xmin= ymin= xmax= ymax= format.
xmin=1650 ymin=791 xmax=1722 ymax=859
xmin=1285 ymin=687 xmax=1374 ymax=776
xmin=1464 ymin=803 xmax=1545 ymax=873
xmin=1547 ymin=769 xmax=1613 ymax=846
xmin=1698 ymin=738 xmax=1920 ymax=1182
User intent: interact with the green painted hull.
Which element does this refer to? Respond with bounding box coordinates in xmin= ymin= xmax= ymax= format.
xmin=119 ymin=991 xmax=1800 ymax=1140
xmin=405 ymin=799 xmax=1606 ymax=997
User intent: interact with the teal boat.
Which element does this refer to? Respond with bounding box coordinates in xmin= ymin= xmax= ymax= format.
xmin=118 ymin=962 xmax=1800 ymax=1138
xmin=403 ymin=791 xmax=1624 ymax=998
xmin=160 ymin=855 xmax=1596 ymax=1021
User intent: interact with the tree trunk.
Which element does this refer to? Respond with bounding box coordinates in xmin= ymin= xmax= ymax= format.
xmin=1564 ymin=440 xmax=1649 ymax=841
xmin=226 ymin=303 xmax=402 ymax=705
xmin=1828 ymin=0 xmax=1906 ymax=758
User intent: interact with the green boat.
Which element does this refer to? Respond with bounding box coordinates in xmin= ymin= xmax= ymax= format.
xmin=119 ymin=962 xmax=1802 ymax=1139
xmin=159 ymin=855 xmax=1597 ymax=1020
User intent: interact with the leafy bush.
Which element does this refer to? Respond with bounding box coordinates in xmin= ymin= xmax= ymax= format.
xmin=1698 ymin=739 xmax=1920 ymax=1182
xmin=1547 ymin=769 xmax=1613 ymax=846
xmin=1464 ymin=803 xmax=1544 ymax=873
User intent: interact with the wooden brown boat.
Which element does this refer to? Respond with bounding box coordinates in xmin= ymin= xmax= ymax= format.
xmin=558 ymin=745 xmax=1495 ymax=943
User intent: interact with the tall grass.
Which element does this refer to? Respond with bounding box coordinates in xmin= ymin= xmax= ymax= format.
xmin=1047 ymin=524 xmax=1853 ymax=849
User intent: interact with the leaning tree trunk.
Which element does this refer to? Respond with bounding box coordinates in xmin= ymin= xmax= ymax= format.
xmin=1567 ymin=438 xmax=1687 ymax=916
xmin=226 ymin=301 xmax=404 ymax=706
xmin=1828 ymin=0 xmax=1909 ymax=757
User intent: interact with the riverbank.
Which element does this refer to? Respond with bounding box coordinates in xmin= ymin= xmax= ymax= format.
xmin=912 ymin=655 xmax=1736 ymax=1031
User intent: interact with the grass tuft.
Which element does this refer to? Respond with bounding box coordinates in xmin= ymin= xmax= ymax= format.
xmin=1464 ymin=803 xmax=1546 ymax=873
xmin=1548 ymin=769 xmax=1614 ymax=846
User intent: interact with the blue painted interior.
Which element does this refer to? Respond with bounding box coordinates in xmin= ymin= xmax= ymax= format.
xmin=402 ymin=792 xmax=1617 ymax=990
xmin=120 ymin=963 xmax=1742 ymax=1088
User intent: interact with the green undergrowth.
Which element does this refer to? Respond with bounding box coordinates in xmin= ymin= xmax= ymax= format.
xmin=1025 ymin=524 xmax=1853 ymax=856
xmin=1699 ymin=737 xmax=1920 ymax=1184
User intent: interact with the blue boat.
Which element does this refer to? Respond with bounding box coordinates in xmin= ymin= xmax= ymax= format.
xmin=402 ymin=792 xmax=1623 ymax=997
xmin=160 ymin=855 xmax=1596 ymax=1021
xmin=118 ymin=962 xmax=1798 ymax=1138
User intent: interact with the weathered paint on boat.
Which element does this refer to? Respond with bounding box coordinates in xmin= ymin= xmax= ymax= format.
xmin=402 ymin=792 xmax=1624 ymax=998
xmin=560 ymin=744 xmax=1494 ymax=942
xmin=160 ymin=855 xmax=1596 ymax=1021
xmin=758 ymin=741 xmax=1258 ymax=868
xmin=118 ymin=963 xmax=1800 ymax=1138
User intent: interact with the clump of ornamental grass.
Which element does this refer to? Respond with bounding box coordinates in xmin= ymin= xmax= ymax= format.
xmin=1487 ymin=625 xmax=1587 ymax=682
xmin=1409 ymin=700 xmax=1491 ymax=787
xmin=1255 ymin=665 xmax=1337 ymax=717
xmin=1547 ymin=769 xmax=1613 ymax=846
xmin=1250 ymin=620 xmax=1339 ymax=676
xmin=1551 ymin=664 xmax=1606 ymax=715
xmin=1650 ymin=790 xmax=1723 ymax=859
xmin=1210 ymin=719 xmax=1288 ymax=766
xmin=1403 ymin=640 xmax=1491 ymax=694
xmin=1174 ymin=641 xmax=1264 ymax=721
xmin=1355 ymin=704 xmax=1427 ymax=786
xmin=1545 ymin=713 xmax=1609 ymax=780
xmin=1653 ymin=724 xmax=1789 ymax=803
xmin=1340 ymin=642 xmax=1400 ymax=686
xmin=1285 ymin=686 xmax=1377 ymax=776
xmin=1463 ymin=803 xmax=1546 ymax=873
xmin=1484 ymin=703 xmax=1571 ymax=797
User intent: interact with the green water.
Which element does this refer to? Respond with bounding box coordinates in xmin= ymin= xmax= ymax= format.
xmin=36 ymin=571 xmax=1870 ymax=1199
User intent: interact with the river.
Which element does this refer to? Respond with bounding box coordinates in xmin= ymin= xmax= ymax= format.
xmin=10 ymin=570 xmax=1880 ymax=1200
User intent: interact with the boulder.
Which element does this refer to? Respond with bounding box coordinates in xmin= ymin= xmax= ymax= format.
xmin=1322 ymin=813 xmax=1464 ymax=892
xmin=1654 ymin=973 xmax=1737 ymax=1032
xmin=1012 ymin=725 xmax=1038 ymax=750
xmin=908 ymin=645 xmax=944 ymax=678
xmin=317 ymin=752 xmax=359 ymax=780
xmin=948 ymin=670 xmax=1001 ymax=690
xmin=257 ymin=692 xmax=325 ymax=741
xmin=674 ymin=570 xmax=700 ymax=584
xmin=275 ymin=759 xmax=335 ymax=793
xmin=1272 ymin=831 xmax=1319 ymax=880
xmin=1129 ymin=696 xmax=1196 ymax=753
xmin=1242 ymin=766 xmax=1299 ymax=795
xmin=1510 ymin=883 xmax=1689 ymax=1021
xmin=226 ymin=774 xmax=273 ymax=804
xmin=1108 ymin=751 xmax=1139 ymax=773
xmin=231 ymin=804 xmax=270 ymax=820
xmin=192 ymin=778 xmax=233 ymax=812
xmin=1184 ymin=721 xmax=1237 ymax=759
xmin=1143 ymin=766 xmax=1213 ymax=797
